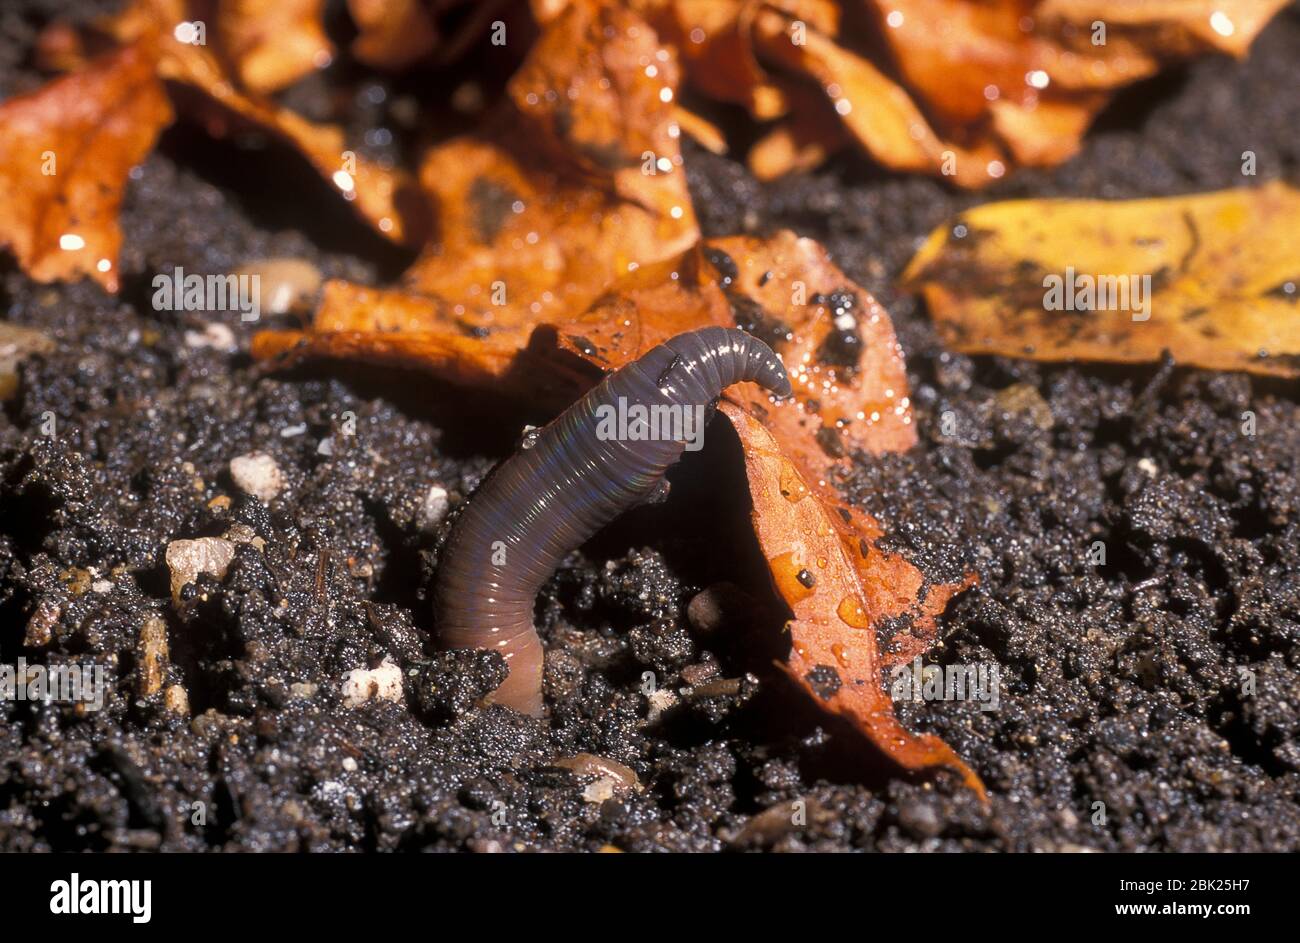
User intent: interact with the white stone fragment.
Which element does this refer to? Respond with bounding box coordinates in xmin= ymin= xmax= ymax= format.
xmin=340 ymin=657 xmax=403 ymax=708
xmin=230 ymin=452 xmax=284 ymax=502
xmin=419 ymin=485 xmax=450 ymax=530
xmin=165 ymin=537 xmax=236 ymax=602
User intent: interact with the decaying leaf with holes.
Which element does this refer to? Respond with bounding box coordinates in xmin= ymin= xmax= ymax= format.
xmin=720 ymin=402 xmax=985 ymax=800
xmin=0 ymin=42 xmax=172 ymax=292
xmin=704 ymin=231 xmax=917 ymax=470
xmin=903 ymin=182 xmax=1300 ymax=377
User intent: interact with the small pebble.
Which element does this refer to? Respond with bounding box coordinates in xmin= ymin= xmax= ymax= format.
xmin=0 ymin=323 xmax=55 ymax=401
xmin=165 ymin=537 xmax=236 ymax=602
xmin=340 ymin=657 xmax=403 ymax=708
xmin=229 ymin=452 xmax=284 ymax=502
xmin=24 ymin=599 xmax=60 ymax=647
xmin=184 ymin=322 xmax=237 ymax=351
xmin=419 ymin=484 xmax=450 ymax=530
xmin=164 ymin=684 xmax=190 ymax=714
xmin=898 ymin=797 xmax=944 ymax=838
xmin=552 ymin=754 xmax=642 ymax=803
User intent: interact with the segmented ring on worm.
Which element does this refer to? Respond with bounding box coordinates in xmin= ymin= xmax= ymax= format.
xmin=433 ymin=326 xmax=793 ymax=715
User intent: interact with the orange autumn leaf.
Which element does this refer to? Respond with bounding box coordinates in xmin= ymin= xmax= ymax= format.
xmin=752 ymin=7 xmax=1004 ymax=187
xmin=705 ymin=232 xmax=916 ymax=465
xmin=671 ymin=105 xmax=728 ymax=155
xmin=83 ymin=0 xmax=426 ymax=246
xmin=862 ymin=0 xmax=1289 ymax=175
xmin=0 ymin=42 xmax=172 ymax=292
xmin=721 ymin=402 xmax=985 ymax=800
xmin=1036 ymin=0 xmax=1292 ymax=67
xmin=748 ymin=82 xmax=848 ymax=180
xmin=156 ymin=39 xmax=427 ymax=246
xmin=530 ymin=0 xmax=840 ymax=121
xmin=250 ymin=250 xmax=728 ymax=412
xmin=251 ymin=279 xmax=606 ymax=412
xmin=401 ymin=0 xmax=697 ymax=323
xmin=258 ymin=0 xmax=695 ymax=373
xmin=902 ymin=182 xmax=1300 ymax=378
xmin=528 ymin=0 xmax=1286 ymax=185
xmin=216 ymin=0 xmax=333 ymax=94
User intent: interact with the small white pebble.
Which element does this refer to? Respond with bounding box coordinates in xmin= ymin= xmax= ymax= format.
xmin=340 ymin=657 xmax=403 ymax=709
xmin=229 ymin=452 xmax=283 ymax=502
xmin=420 ymin=485 xmax=450 ymax=530
xmin=184 ymin=322 xmax=237 ymax=352
xmin=342 ymin=757 xmax=358 ymax=772
xmin=1137 ymin=458 xmax=1158 ymax=477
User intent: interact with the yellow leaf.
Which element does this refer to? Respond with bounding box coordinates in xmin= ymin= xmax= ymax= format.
xmin=902 ymin=182 xmax=1300 ymax=378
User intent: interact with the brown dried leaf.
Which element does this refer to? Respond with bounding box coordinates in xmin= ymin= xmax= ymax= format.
xmin=647 ymin=0 xmax=1286 ymax=184
xmin=903 ymin=182 xmax=1300 ymax=377
xmin=250 ymin=279 xmax=603 ymax=412
xmin=0 ymin=42 xmax=172 ymax=291
xmin=748 ymin=83 xmax=848 ymax=181
xmin=1036 ymin=0 xmax=1292 ymax=64
xmin=864 ymin=0 xmax=1289 ymax=176
xmin=671 ymin=104 xmax=728 ymax=155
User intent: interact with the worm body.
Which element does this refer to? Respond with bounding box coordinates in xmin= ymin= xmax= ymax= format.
xmin=433 ymin=327 xmax=792 ymax=715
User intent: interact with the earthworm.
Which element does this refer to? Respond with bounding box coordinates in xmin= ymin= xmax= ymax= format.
xmin=433 ymin=326 xmax=793 ymax=715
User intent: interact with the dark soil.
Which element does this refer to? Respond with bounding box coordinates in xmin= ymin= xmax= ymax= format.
xmin=1 ymin=2 xmax=1298 ymax=852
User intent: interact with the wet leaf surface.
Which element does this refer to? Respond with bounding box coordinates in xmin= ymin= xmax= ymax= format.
xmin=24 ymin=0 xmax=424 ymax=256
xmin=721 ymin=402 xmax=984 ymax=799
xmin=0 ymin=42 xmax=171 ymax=292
